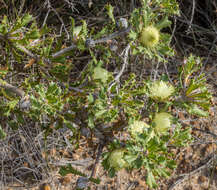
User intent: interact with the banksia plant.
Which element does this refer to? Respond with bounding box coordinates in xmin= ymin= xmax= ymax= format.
xmin=153 ymin=112 xmax=172 ymax=134
xmin=149 ymin=80 xmax=174 ymax=101
xmin=140 ymin=26 xmax=160 ymax=48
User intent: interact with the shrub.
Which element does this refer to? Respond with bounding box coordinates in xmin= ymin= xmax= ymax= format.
xmin=0 ymin=0 xmax=212 ymax=188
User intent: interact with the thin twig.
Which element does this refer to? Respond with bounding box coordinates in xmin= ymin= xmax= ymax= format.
xmin=51 ymin=44 xmax=77 ymax=58
xmin=90 ymin=142 xmax=105 ymax=179
xmin=0 ymin=79 xmax=25 ymax=97
xmin=186 ymin=0 xmax=196 ymax=34
xmin=114 ymin=44 xmax=131 ymax=81
xmin=86 ymin=27 xmax=131 ymax=48
xmin=16 ymin=44 xmax=39 ymax=59
xmin=51 ymin=158 xmax=93 ymax=167
xmin=108 ymin=43 xmax=131 ymax=91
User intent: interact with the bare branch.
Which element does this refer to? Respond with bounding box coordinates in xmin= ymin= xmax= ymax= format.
xmin=108 ymin=43 xmax=131 ymax=91
xmin=51 ymin=44 xmax=77 ymax=58
xmin=0 ymin=79 xmax=25 ymax=97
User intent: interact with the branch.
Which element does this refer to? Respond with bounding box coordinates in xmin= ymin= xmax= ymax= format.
xmin=85 ymin=27 xmax=131 ymax=48
xmin=51 ymin=27 xmax=131 ymax=57
xmin=0 ymin=79 xmax=25 ymax=97
xmin=16 ymin=44 xmax=39 ymax=60
xmin=90 ymin=142 xmax=105 ymax=178
xmin=108 ymin=43 xmax=131 ymax=91
xmin=0 ymin=79 xmax=30 ymax=109
xmin=7 ymin=26 xmax=131 ymax=61
xmin=51 ymin=44 xmax=77 ymax=58
xmin=193 ymin=128 xmax=217 ymax=138
xmin=114 ymin=43 xmax=131 ymax=82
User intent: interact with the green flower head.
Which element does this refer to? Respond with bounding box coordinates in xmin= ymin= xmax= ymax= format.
xmin=108 ymin=149 xmax=128 ymax=171
xmin=92 ymin=67 xmax=110 ymax=83
xmin=140 ymin=26 xmax=160 ymax=48
xmin=153 ymin=112 xmax=172 ymax=134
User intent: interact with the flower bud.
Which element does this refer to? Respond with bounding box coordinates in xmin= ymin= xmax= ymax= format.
xmin=140 ymin=26 xmax=160 ymax=48
xmin=153 ymin=112 xmax=172 ymax=133
xmin=108 ymin=149 xmax=128 ymax=171
xmin=92 ymin=67 xmax=110 ymax=83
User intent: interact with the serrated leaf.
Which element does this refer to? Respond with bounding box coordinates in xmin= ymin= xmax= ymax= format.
xmin=187 ymin=104 xmax=209 ymax=117
xmin=147 ymin=170 xmax=157 ymax=189
xmin=125 ymin=154 xmax=138 ymax=164
xmin=22 ymin=14 xmax=32 ymax=26
xmin=155 ymin=168 xmax=170 ymax=178
xmin=26 ymin=29 xmax=40 ymax=39
xmin=106 ymin=4 xmax=115 ymax=24
xmin=108 ymin=168 xmax=116 ymax=177
xmin=156 ymin=16 xmax=171 ymax=30
xmin=128 ymin=30 xmax=137 ymax=40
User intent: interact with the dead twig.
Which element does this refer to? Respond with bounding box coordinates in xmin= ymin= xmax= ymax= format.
xmin=90 ymin=142 xmax=105 ymax=179
xmin=108 ymin=43 xmax=131 ymax=91
xmin=0 ymin=79 xmax=25 ymax=97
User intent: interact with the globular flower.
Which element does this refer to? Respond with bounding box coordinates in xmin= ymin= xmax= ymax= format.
xmin=140 ymin=26 xmax=160 ymax=48
xmin=92 ymin=67 xmax=110 ymax=83
xmin=108 ymin=149 xmax=128 ymax=171
xmin=153 ymin=112 xmax=172 ymax=133
xmin=149 ymin=80 xmax=174 ymax=101
xmin=129 ymin=120 xmax=150 ymax=138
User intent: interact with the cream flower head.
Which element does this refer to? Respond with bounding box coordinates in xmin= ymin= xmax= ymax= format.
xmin=129 ymin=120 xmax=150 ymax=138
xmin=149 ymin=80 xmax=174 ymax=101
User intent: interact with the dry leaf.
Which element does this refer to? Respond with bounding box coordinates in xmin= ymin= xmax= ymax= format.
xmin=40 ymin=184 xmax=51 ymax=190
xmin=24 ymin=58 xmax=36 ymax=69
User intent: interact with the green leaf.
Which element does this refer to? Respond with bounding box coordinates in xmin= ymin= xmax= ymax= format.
xmin=186 ymin=104 xmax=209 ymax=117
xmin=125 ymin=154 xmax=138 ymax=164
xmin=147 ymin=170 xmax=158 ymax=189
xmin=128 ymin=30 xmax=137 ymax=40
xmin=26 ymin=29 xmax=40 ymax=39
xmin=166 ymin=160 xmax=177 ymax=170
xmin=22 ymin=14 xmax=33 ymax=26
xmin=0 ymin=15 xmax=9 ymax=34
xmin=95 ymin=109 xmax=107 ymax=118
xmin=185 ymin=81 xmax=201 ymax=96
xmin=156 ymin=16 xmax=171 ymax=30
xmin=106 ymin=4 xmax=115 ymax=24
xmin=87 ymin=94 xmax=94 ymax=104
xmin=59 ymin=165 xmax=100 ymax=184
xmin=108 ymin=168 xmax=116 ymax=178
xmin=0 ymin=125 xmax=6 ymax=139
xmin=155 ymin=168 xmax=170 ymax=178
